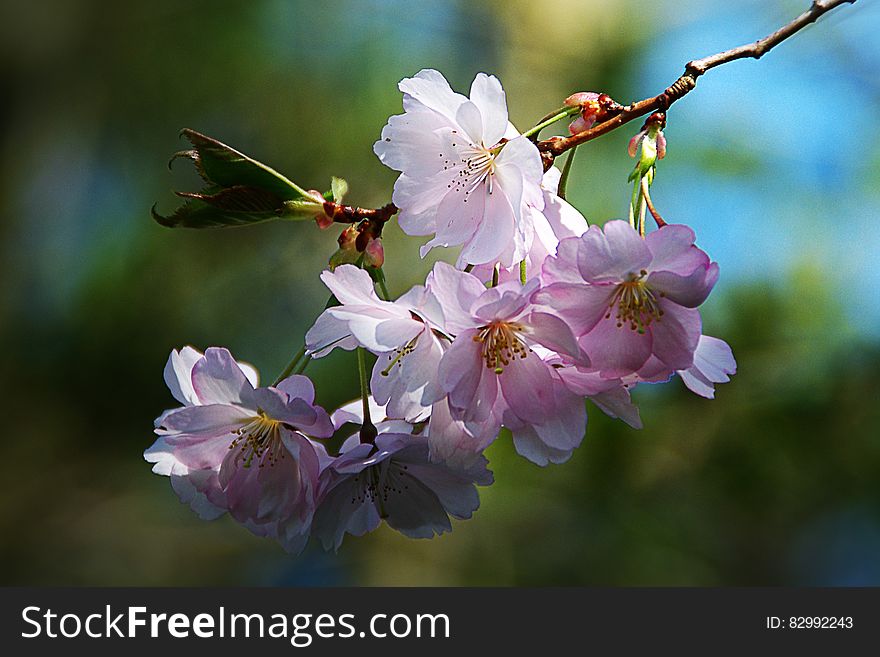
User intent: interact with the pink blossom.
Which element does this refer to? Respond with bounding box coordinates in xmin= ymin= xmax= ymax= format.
xmin=311 ymin=400 xmax=492 ymax=551
xmin=536 ymin=221 xmax=719 ymax=379
xmin=429 ymin=262 xmax=587 ymax=464
xmin=306 ymin=264 xmax=448 ymax=421
xmin=145 ymin=347 xmax=334 ymax=554
xmin=373 ymin=69 xmax=544 ymax=267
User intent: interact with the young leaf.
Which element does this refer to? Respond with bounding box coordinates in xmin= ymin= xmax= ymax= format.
xmin=153 ymin=129 xmax=316 ymax=228
xmin=330 ymin=176 xmax=349 ymax=202
xmin=151 ymin=186 xmax=283 ymax=229
xmin=178 ymin=129 xmax=310 ymax=200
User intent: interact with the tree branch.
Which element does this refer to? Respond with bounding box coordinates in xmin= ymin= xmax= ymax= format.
xmin=323 ymin=201 xmax=398 ymax=225
xmin=538 ymin=0 xmax=857 ymax=159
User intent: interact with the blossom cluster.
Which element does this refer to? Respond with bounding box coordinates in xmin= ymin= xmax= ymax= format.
xmin=146 ymin=70 xmax=736 ymax=553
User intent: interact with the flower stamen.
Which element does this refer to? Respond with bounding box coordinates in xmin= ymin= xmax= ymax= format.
xmin=606 ymin=270 xmax=664 ymax=333
xmin=380 ymin=335 xmax=420 ymax=376
xmin=229 ymin=413 xmax=285 ymax=468
xmin=473 ymin=321 xmax=528 ymax=374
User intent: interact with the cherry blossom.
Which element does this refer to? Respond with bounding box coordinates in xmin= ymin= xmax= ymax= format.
xmin=145 ymin=347 xmax=333 ymax=554
xmin=305 ymin=264 xmax=448 ymax=421
xmin=311 ymin=400 xmax=493 ymax=551
xmin=428 ymin=262 xmax=587 ymax=463
xmin=374 ymin=69 xmax=544 ymax=267
xmin=536 ymin=221 xmax=719 ymax=379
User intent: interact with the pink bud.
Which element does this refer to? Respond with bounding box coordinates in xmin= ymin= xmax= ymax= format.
xmin=564 ymin=92 xmax=601 ymax=107
xmin=564 ymin=92 xmax=603 ymax=136
xmin=365 ymin=237 xmax=385 ymax=268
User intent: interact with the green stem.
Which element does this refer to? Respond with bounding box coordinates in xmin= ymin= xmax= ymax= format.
xmin=294 ymin=354 xmax=311 ymax=375
xmin=356 ymin=348 xmax=377 ymax=443
xmin=519 ymin=260 xmax=527 ymax=285
xmin=272 ymin=345 xmax=306 ymax=386
xmin=630 ymin=174 xmax=642 ymax=231
xmin=377 ymin=276 xmax=390 ymax=302
xmin=520 ymin=106 xmax=579 ymax=140
xmin=558 ymin=146 xmax=577 ymax=201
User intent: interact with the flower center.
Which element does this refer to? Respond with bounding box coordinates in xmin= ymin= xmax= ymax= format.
xmin=350 ymin=460 xmax=411 ymax=518
xmin=444 ymin=138 xmax=498 ymax=201
xmin=607 ymin=270 xmax=664 ymax=333
xmin=229 ymin=412 xmax=285 ymax=468
xmin=473 ymin=321 xmax=528 ymax=374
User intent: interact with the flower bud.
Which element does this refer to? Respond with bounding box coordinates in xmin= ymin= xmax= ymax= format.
xmin=328 ymin=224 xmax=384 ymax=269
xmin=364 ymin=236 xmax=385 ymax=268
xmin=307 ymin=190 xmax=335 ymax=229
xmin=564 ymin=92 xmax=602 ymax=135
xmin=628 ymin=112 xmax=667 ymax=174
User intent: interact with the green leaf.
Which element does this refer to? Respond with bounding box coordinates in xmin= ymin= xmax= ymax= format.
xmin=330 ymin=176 xmax=348 ymax=202
xmin=154 ymin=128 xmax=317 ymax=229
xmin=152 ymin=184 xmax=289 ymax=228
xmin=178 ymin=129 xmax=310 ymax=200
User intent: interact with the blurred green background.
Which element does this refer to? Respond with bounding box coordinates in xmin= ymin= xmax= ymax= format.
xmin=1 ymin=0 xmax=878 ymax=586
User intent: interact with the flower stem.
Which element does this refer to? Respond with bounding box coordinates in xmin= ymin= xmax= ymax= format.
xmin=521 ymin=106 xmax=579 ymax=140
xmin=558 ymin=145 xmax=578 ymax=201
xmin=294 ymin=354 xmax=311 ymax=375
xmin=272 ymin=345 xmax=306 ymax=386
xmin=377 ymin=274 xmax=391 ymax=301
xmin=357 ymin=348 xmax=377 ymax=443
xmin=519 ymin=260 xmax=527 ymax=285
xmin=629 ymin=175 xmax=641 ymax=230
xmin=638 ymin=194 xmax=647 ymax=238
xmin=640 ymin=177 xmax=667 ymax=228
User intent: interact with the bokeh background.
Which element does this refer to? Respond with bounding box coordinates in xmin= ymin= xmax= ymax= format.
xmin=2 ymin=0 xmax=878 ymax=586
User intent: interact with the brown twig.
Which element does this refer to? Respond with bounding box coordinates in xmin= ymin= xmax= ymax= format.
xmin=537 ymin=0 xmax=856 ymax=160
xmin=322 ymin=201 xmax=398 ymax=225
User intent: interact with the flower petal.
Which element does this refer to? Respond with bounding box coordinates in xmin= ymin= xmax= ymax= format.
xmin=532 ymin=282 xmax=614 ymax=337
xmin=163 ymin=346 xmax=202 ymax=406
xmin=524 ymin=311 xmax=581 ymax=360
xmin=305 ymin=311 xmax=358 ymax=357
xmin=577 ymin=220 xmax=652 ymax=282
xmin=510 ymin=423 xmax=575 ymax=466
xmin=426 ymin=262 xmax=484 ymax=333
xmin=191 ymin=347 xmax=255 ymax=406
xmin=398 ymin=69 xmax=467 ymax=123
xmin=578 ymin=315 xmax=653 ymax=378
xmin=319 ymin=264 xmax=381 ymax=306
xmin=274 ymin=374 xmax=316 ymax=405
xmin=647 ymin=262 xmax=719 ymax=308
xmin=498 ymin=350 xmax=556 ymax=424
xmin=645 ymin=223 xmax=708 ymax=275
xmin=469 ymin=72 xmax=508 ymax=146
xmin=649 ymin=300 xmax=701 ymax=371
